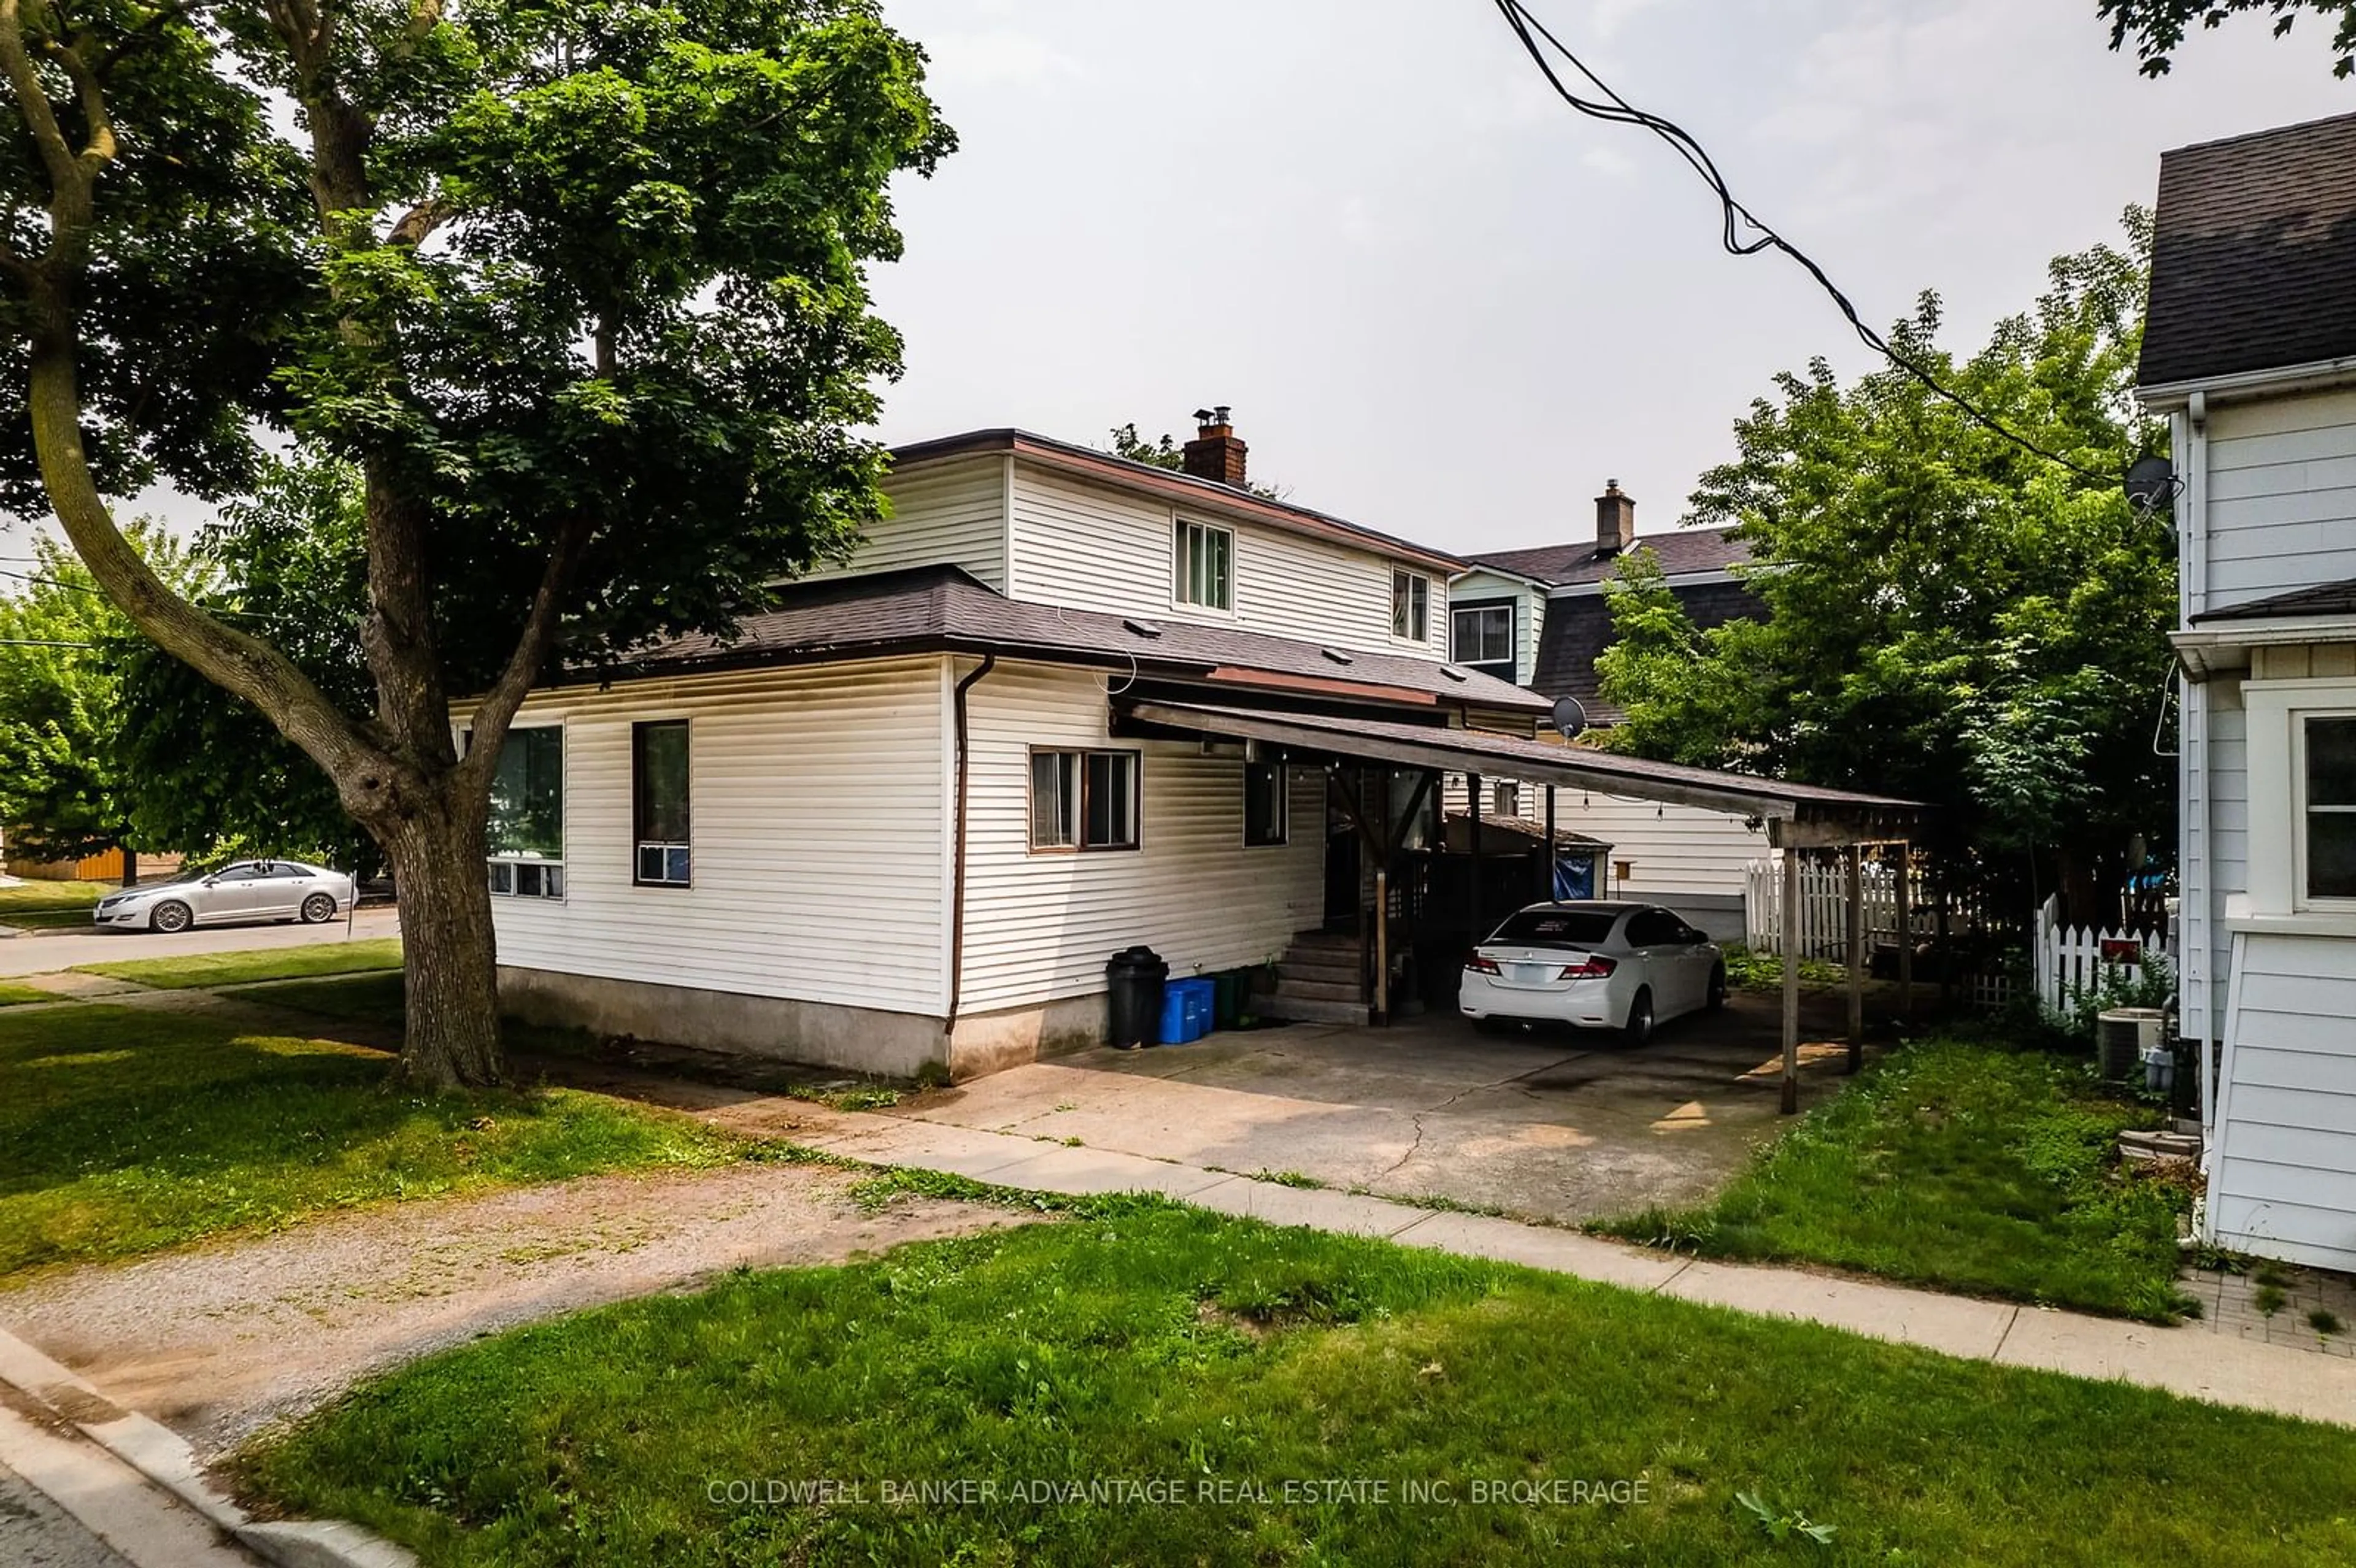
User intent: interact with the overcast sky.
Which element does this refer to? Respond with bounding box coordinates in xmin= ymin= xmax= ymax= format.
xmin=868 ymin=0 xmax=2353 ymax=555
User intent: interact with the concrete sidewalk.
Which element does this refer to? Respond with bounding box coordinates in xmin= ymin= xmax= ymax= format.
xmin=791 ymin=1104 xmax=2356 ymax=1428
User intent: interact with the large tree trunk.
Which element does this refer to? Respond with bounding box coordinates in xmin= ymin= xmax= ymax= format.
xmin=379 ymin=791 xmax=503 ymax=1090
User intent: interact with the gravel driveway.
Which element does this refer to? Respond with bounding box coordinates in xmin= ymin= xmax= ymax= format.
xmin=0 ymin=1162 xmax=1026 ymax=1462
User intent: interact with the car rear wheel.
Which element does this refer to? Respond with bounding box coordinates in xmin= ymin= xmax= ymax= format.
xmin=150 ymin=901 xmax=192 ymax=934
xmin=1621 ymin=987 xmax=1655 ymax=1046
xmin=300 ymin=893 xmax=338 ymax=924
xmin=1706 ymin=965 xmax=1728 ymax=1011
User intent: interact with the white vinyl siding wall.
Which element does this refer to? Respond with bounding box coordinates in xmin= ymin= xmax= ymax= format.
xmin=2214 ymin=931 xmax=2356 ymax=1270
xmin=1007 ymin=463 xmax=1448 ymax=658
xmin=467 ymin=656 xmax=950 ymax=1017
xmin=958 ymin=661 xmax=1324 ymax=1011
xmin=803 ymin=453 xmax=1007 ymax=591
xmin=2204 ymin=388 xmax=2356 ymax=610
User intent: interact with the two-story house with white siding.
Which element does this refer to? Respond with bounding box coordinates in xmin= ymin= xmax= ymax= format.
xmin=2145 ymin=111 xmax=2356 ymax=1272
xmin=458 ymin=410 xmax=1922 ymax=1085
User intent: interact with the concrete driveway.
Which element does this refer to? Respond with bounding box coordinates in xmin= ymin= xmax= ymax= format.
xmin=0 ymin=907 xmax=400 ymax=977
xmin=898 ymin=991 xmax=1883 ymax=1226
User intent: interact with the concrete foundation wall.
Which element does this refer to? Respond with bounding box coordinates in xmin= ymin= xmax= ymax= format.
xmin=499 ymin=966 xmax=1104 ymax=1083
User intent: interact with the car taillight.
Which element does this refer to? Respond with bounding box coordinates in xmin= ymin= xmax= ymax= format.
xmin=1558 ymin=956 xmax=1617 ymax=980
xmin=1465 ymin=955 xmax=1501 ymax=975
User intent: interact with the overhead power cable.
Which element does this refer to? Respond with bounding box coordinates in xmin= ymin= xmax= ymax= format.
xmin=1488 ymin=0 xmax=2120 ymax=486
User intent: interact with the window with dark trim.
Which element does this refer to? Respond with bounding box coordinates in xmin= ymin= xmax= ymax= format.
xmin=1392 ymin=569 xmax=1431 ymax=642
xmin=1244 ymin=761 xmax=1288 ymax=847
xmin=633 ymin=720 xmax=691 ymax=886
xmin=2304 ymin=715 xmax=2356 ymax=901
xmin=1451 ymin=602 xmax=1516 ymax=680
xmin=1031 ymin=748 xmax=1140 ymax=851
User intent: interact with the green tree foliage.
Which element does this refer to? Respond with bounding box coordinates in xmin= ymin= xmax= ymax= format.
xmin=1595 ymin=218 xmax=2175 ymax=907
xmin=114 ymin=456 xmax=378 ymax=877
xmin=0 ymin=525 xmax=199 ymax=864
xmin=2 ymin=1 xmax=953 ymax=1085
xmin=1101 ymin=421 xmax=1285 ymax=499
xmin=2100 ymin=0 xmax=2356 ymax=77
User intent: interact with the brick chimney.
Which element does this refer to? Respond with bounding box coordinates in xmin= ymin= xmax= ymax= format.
xmin=1595 ymin=479 xmax=1636 ymax=555
xmin=1182 ymin=406 xmax=1249 ymax=489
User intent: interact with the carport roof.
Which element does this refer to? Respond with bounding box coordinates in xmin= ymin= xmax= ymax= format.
xmin=1120 ymin=699 xmax=1923 ymax=846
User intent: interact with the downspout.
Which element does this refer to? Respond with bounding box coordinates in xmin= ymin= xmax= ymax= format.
xmin=2185 ymin=393 xmax=2215 ymax=1139
xmin=942 ymin=653 xmax=998 ymax=1043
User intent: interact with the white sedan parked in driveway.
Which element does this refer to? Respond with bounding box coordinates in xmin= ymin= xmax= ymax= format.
xmin=93 ymin=859 xmax=357 ymax=934
xmin=1459 ymin=901 xmax=1726 ymax=1043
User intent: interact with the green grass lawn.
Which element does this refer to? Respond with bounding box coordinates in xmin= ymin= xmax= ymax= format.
xmin=0 ymin=878 xmax=110 ymax=914
xmin=1596 ymin=1037 xmax=2189 ymax=1321
xmin=0 ymin=1002 xmax=743 ymax=1281
xmin=236 ymin=1203 xmax=2355 ymax=1568
xmin=0 ymin=982 xmax=52 ymax=1007
xmin=73 ymin=936 xmax=405 ymax=990
xmin=0 ymin=907 xmax=101 ymax=931
xmin=237 ymin=969 xmax=409 ymax=1029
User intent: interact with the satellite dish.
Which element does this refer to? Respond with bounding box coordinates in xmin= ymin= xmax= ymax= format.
xmin=2123 ymin=455 xmax=2176 ymax=513
xmin=1551 ymin=696 xmax=1588 ymax=742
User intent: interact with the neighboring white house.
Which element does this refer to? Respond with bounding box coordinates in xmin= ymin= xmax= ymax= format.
xmin=2146 ymin=110 xmax=2356 ymax=1271
xmin=1447 ymin=481 xmax=1768 ymax=937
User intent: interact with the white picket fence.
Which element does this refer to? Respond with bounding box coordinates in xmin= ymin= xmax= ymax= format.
xmin=2034 ymin=894 xmax=2169 ymax=1018
xmin=1742 ymin=856 xmax=1935 ymax=960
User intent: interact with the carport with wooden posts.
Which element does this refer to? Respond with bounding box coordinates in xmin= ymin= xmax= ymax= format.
xmin=1115 ymin=699 xmax=1927 ymax=1113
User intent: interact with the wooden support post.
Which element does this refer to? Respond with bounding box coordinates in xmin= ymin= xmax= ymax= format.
xmin=1781 ymin=848 xmax=1801 ymax=1115
xmin=1895 ymin=842 xmax=1914 ymax=1022
xmin=1936 ymin=869 xmax=1952 ymax=1009
xmin=1468 ymin=771 xmax=1485 ymax=940
xmin=1845 ymin=843 xmax=1865 ymax=1074
xmin=1544 ymin=784 xmax=1558 ymax=899
xmin=1374 ymin=769 xmax=1393 ymax=1026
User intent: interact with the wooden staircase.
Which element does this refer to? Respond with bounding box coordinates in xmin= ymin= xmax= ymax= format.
xmin=1263 ymin=929 xmax=1375 ymax=1026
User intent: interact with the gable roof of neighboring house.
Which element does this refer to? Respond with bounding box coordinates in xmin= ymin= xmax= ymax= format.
xmin=1529 ymin=578 xmax=1761 ymax=726
xmin=576 ymin=565 xmax=1551 ymax=713
xmin=1467 ymin=525 xmax=1747 ymax=588
xmin=890 ymin=428 xmax=1466 ymax=577
xmin=2140 ymin=110 xmax=2356 ymax=390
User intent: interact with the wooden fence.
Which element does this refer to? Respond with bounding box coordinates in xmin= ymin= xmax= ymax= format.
xmin=2033 ymin=893 xmax=2171 ymax=1018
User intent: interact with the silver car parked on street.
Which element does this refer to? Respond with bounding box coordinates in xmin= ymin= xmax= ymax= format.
xmin=93 ymin=859 xmax=357 ymax=934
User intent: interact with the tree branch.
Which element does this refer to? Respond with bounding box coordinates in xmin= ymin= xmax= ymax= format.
xmin=0 ymin=0 xmax=82 ymax=194
xmin=387 ymin=196 xmax=453 ymax=247
xmin=457 ymin=519 xmax=593 ymax=786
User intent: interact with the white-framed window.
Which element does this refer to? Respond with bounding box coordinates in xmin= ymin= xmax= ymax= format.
xmin=482 ymin=724 xmax=565 ymax=899
xmin=2299 ymin=712 xmax=2356 ymax=904
xmin=1452 ymin=602 xmax=1515 ymax=672
xmin=633 ymin=719 xmax=691 ymax=887
xmin=1392 ymin=569 xmax=1430 ymax=642
xmin=1030 ymin=748 xmax=1141 ymax=851
xmin=1174 ymin=519 xmax=1233 ymax=610
xmin=1492 ymin=780 xmax=1521 ymax=819
xmin=1244 ymin=761 xmax=1287 ymax=847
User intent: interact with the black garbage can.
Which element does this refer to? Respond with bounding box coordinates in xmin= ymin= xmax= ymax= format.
xmin=1106 ymin=946 xmax=1169 ymax=1050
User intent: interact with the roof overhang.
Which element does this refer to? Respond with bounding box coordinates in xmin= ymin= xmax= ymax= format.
xmin=1117 ymin=698 xmax=1923 ymax=847
xmin=2172 ymin=614 xmax=2356 ymax=681
xmin=890 ymin=429 xmax=1465 ymax=576
xmin=2138 ymin=353 xmax=2356 ymax=413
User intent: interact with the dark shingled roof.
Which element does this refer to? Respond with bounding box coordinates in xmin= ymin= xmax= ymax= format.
xmin=1468 ymin=525 xmax=1747 ymax=588
xmin=2140 ymin=111 xmax=2356 ymax=389
xmin=2190 ymin=577 xmax=2356 ymax=624
xmin=1530 ymin=579 xmax=1763 ymax=726
xmin=582 ymin=566 xmax=1551 ymax=713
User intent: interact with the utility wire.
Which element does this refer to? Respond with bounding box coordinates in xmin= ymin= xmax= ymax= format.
xmin=1488 ymin=0 xmax=2120 ymax=486
xmin=0 ymin=566 xmax=284 ymax=624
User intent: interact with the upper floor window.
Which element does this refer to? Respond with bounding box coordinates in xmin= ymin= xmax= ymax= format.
xmin=2303 ymin=715 xmax=2356 ymax=902
xmin=1492 ymin=780 xmax=1521 ymax=820
xmin=1392 ymin=569 xmax=1430 ymax=642
xmin=1451 ymin=603 xmax=1515 ymax=674
xmin=1031 ymin=748 xmax=1141 ymax=851
xmin=483 ymin=724 xmax=565 ymax=899
xmin=633 ymin=720 xmax=692 ymax=887
xmin=1244 ymin=761 xmax=1288 ymax=847
xmin=1174 ymin=520 xmax=1233 ymax=610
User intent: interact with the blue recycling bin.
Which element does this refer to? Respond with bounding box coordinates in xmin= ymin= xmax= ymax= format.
xmin=1158 ymin=986 xmax=1193 ymax=1046
xmin=1178 ymin=978 xmax=1215 ymax=1040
